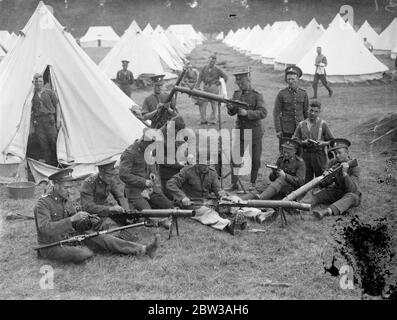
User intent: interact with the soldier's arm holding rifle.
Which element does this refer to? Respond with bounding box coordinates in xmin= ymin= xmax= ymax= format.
xmin=166 ymin=168 xmax=191 ymax=206
xmin=35 ymin=198 xmax=89 ymax=238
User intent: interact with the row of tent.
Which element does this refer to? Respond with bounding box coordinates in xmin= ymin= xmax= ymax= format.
xmin=0 ymin=2 xmax=204 ymax=182
xmin=80 ymin=22 xmax=205 ymax=79
xmin=220 ymin=15 xmax=396 ymax=83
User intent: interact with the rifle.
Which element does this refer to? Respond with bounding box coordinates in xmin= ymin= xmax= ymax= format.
xmin=111 ymin=208 xmax=195 ymax=239
xmin=33 ymin=221 xmax=147 ymax=251
xmin=150 ymin=69 xmax=187 ymax=129
xmin=171 ymin=85 xmax=251 ymax=109
xmin=283 ymin=159 xmax=358 ymax=202
xmin=189 ymin=198 xmax=311 ymax=211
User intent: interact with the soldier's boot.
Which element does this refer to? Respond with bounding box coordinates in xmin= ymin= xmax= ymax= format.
xmin=145 ymin=234 xmax=160 ymax=259
xmin=313 ymin=208 xmax=331 ymax=220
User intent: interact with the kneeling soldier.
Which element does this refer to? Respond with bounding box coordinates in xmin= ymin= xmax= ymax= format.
xmin=303 ymin=138 xmax=361 ymax=219
xmin=241 ymin=138 xmax=306 ymax=200
xmin=34 ymin=168 xmax=159 ymax=264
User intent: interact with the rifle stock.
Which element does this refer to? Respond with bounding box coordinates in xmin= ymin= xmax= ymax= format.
xmin=283 ymin=158 xmax=358 ymax=201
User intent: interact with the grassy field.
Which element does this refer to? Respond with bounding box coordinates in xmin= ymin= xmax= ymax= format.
xmin=0 ymin=41 xmax=396 ymax=300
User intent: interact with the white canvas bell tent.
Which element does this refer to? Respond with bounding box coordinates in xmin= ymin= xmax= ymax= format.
xmin=247 ymin=25 xmax=272 ymax=59
xmin=0 ymin=30 xmax=10 ymax=45
xmin=124 ymin=19 xmax=141 ymax=34
xmin=391 ymin=44 xmax=397 ymax=59
xmin=297 ymin=14 xmax=388 ymax=83
xmin=3 ymin=32 xmax=18 ymax=52
xmin=143 ymin=23 xmax=154 ymax=36
xmin=222 ymin=30 xmax=234 ymax=44
xmin=0 ymin=2 xmax=145 ymax=179
xmin=165 ymin=28 xmax=190 ymax=56
xmin=79 ymin=26 xmax=120 ymax=48
xmin=99 ymin=29 xmax=177 ymax=80
xmin=154 ymin=25 xmax=185 ymax=62
xmin=216 ymin=32 xmax=224 ymax=40
xmin=373 ymin=18 xmax=397 ymax=54
xmin=357 ymin=20 xmax=379 ymax=47
xmin=237 ymin=25 xmax=261 ymax=53
xmin=274 ymin=18 xmax=324 ymax=70
xmin=260 ymin=21 xmax=301 ymax=64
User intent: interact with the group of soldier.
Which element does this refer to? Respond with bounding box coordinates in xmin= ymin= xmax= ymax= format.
xmin=31 ymin=49 xmax=361 ymax=265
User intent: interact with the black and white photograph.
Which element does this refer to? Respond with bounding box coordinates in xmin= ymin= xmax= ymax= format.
xmin=0 ymin=0 xmax=396 ymax=305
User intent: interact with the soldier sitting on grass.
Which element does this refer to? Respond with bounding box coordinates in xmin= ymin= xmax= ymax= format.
xmin=240 ymin=138 xmax=306 ymax=201
xmin=34 ymin=168 xmax=160 ymax=264
xmin=166 ymin=147 xmax=246 ymax=235
xmin=302 ymin=138 xmax=361 ymax=220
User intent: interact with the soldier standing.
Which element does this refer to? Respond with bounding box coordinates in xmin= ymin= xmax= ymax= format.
xmin=30 ymin=73 xmax=61 ymax=166
xmin=116 ymin=59 xmax=134 ymax=97
xmin=195 ymin=54 xmax=228 ymax=125
xmin=293 ymin=100 xmax=334 ymax=183
xmin=141 ymin=75 xmax=177 ymax=129
xmin=34 ymin=168 xmax=160 ymax=264
xmin=312 ymin=46 xmax=333 ymax=98
xmin=303 ymin=138 xmax=361 ymax=220
xmin=241 ymin=138 xmax=305 ymax=200
xmin=274 ymin=66 xmax=309 ymax=145
xmin=226 ymin=71 xmax=267 ymax=191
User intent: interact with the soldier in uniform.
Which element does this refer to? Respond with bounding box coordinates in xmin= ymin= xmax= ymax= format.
xmin=30 ymin=73 xmax=61 ymax=166
xmin=166 ymin=148 xmax=243 ymax=235
xmin=34 ymin=168 xmax=160 ymax=264
xmin=116 ymin=59 xmax=134 ymax=98
xmin=312 ymin=46 xmax=333 ymax=99
xmin=302 ymin=138 xmax=361 ymax=220
xmin=141 ymin=74 xmax=177 ymax=129
xmin=241 ymin=138 xmax=306 ymax=200
xmin=80 ymin=158 xmax=136 ymax=239
xmin=181 ymin=60 xmax=199 ymax=89
xmin=273 ymin=66 xmax=309 ymax=146
xmin=293 ymin=100 xmax=334 ymax=183
xmin=226 ymin=70 xmax=267 ymax=191
xmin=195 ymin=54 xmax=228 ymax=124
xmin=119 ymin=131 xmax=173 ymax=229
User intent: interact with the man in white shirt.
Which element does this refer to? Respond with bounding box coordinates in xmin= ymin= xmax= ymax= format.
xmin=312 ymin=47 xmax=333 ymax=99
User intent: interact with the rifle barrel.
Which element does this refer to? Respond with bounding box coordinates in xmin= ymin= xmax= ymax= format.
xmin=33 ymin=221 xmax=146 ymax=251
xmin=245 ymin=200 xmax=311 ymax=211
xmin=283 ymin=158 xmax=358 ymax=202
xmin=127 ymin=209 xmax=195 ymax=218
xmin=173 ymin=86 xmax=250 ymax=108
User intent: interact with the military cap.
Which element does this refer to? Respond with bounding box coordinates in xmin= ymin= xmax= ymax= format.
xmin=285 ymin=65 xmax=303 ymax=78
xmin=48 ymin=168 xmax=74 ymax=182
xmin=281 ymin=138 xmax=300 ymax=150
xmin=150 ymin=74 xmax=165 ymax=85
xmin=210 ymin=54 xmax=217 ymax=59
xmin=96 ymin=158 xmax=117 ymax=173
xmin=233 ymin=70 xmax=250 ymax=80
xmin=121 ymin=59 xmax=130 ymax=63
xmin=328 ymin=138 xmax=351 ymax=152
